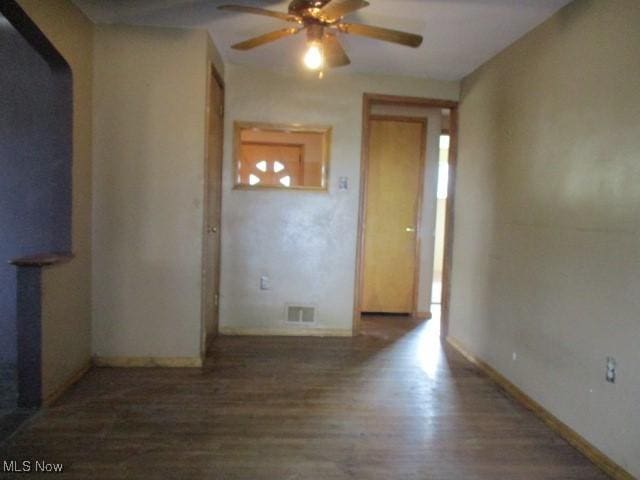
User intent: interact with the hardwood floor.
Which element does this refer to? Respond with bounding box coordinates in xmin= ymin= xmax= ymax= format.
xmin=0 ymin=311 xmax=608 ymax=479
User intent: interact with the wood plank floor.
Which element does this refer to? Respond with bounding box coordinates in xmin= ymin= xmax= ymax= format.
xmin=0 ymin=312 xmax=608 ymax=479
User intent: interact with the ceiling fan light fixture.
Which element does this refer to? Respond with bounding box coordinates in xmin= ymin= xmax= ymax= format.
xmin=303 ymin=42 xmax=324 ymax=70
xmin=222 ymin=0 xmax=422 ymax=72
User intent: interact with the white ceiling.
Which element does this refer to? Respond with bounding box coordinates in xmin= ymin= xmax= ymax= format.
xmin=72 ymin=0 xmax=572 ymax=81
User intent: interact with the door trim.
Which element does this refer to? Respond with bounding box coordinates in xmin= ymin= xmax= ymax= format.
xmin=201 ymin=63 xmax=225 ymax=357
xmin=353 ymin=94 xmax=459 ymax=338
xmin=363 ymin=114 xmax=427 ymax=315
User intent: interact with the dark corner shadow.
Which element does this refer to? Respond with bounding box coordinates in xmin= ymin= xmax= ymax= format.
xmin=0 ymin=408 xmax=39 ymax=448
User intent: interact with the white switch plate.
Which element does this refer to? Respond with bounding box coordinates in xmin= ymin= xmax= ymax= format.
xmin=260 ymin=276 xmax=270 ymax=290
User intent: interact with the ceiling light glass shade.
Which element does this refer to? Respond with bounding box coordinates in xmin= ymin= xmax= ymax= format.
xmin=303 ymin=42 xmax=324 ymax=70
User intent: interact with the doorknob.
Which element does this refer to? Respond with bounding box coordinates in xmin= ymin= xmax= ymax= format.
xmin=208 ymin=226 xmax=218 ymax=234
xmin=405 ymin=227 xmax=416 ymax=232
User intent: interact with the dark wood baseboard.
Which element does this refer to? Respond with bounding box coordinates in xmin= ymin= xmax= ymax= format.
xmin=93 ymin=356 xmax=203 ymax=368
xmin=446 ymin=336 xmax=634 ymax=480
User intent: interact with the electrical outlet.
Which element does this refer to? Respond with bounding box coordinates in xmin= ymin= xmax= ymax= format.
xmin=260 ymin=276 xmax=270 ymax=290
xmin=512 ymin=352 xmax=517 ymax=361
xmin=338 ymin=176 xmax=348 ymax=191
xmin=606 ymin=356 xmax=616 ymax=383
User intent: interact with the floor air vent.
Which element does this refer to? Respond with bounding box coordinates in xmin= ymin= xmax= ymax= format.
xmin=286 ymin=305 xmax=316 ymax=324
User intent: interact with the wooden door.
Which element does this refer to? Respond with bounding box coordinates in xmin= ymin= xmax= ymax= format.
xmin=361 ymin=116 xmax=426 ymax=314
xmin=202 ymin=67 xmax=224 ymax=351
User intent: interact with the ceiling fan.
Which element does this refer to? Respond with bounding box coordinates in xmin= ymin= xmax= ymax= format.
xmin=218 ymin=0 xmax=423 ymax=73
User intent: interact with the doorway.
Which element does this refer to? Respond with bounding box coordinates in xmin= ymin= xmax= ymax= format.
xmin=432 ymin=125 xmax=452 ymax=306
xmin=201 ymin=65 xmax=224 ymax=356
xmin=0 ymin=0 xmax=73 ymax=433
xmin=354 ymin=94 xmax=458 ymax=337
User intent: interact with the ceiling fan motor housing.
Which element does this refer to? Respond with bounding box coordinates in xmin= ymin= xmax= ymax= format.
xmin=306 ymin=24 xmax=324 ymax=42
xmin=289 ymin=0 xmax=332 ymax=15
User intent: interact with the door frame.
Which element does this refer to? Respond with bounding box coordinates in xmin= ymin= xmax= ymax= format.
xmin=353 ymin=93 xmax=459 ymax=338
xmin=200 ymin=63 xmax=225 ymax=357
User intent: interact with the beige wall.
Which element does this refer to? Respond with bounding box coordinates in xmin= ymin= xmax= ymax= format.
xmin=450 ymin=0 xmax=640 ymax=476
xmin=206 ymin=35 xmax=225 ymax=83
xmin=92 ymin=25 xmax=214 ymax=359
xmin=219 ymin=64 xmax=458 ymax=335
xmin=16 ymin=0 xmax=94 ymax=399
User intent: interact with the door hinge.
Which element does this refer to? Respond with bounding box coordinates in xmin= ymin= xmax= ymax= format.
xmin=218 ymin=103 xmax=224 ymax=118
xmin=214 ymin=293 xmax=219 ymax=307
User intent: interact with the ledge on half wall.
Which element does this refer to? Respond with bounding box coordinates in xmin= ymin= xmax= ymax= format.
xmin=10 ymin=252 xmax=74 ymax=267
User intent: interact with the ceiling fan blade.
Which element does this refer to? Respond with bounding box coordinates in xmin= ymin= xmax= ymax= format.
xmin=339 ymin=23 xmax=423 ymax=48
xmin=319 ymin=0 xmax=369 ymax=21
xmin=231 ymin=27 xmax=302 ymax=50
xmin=323 ymin=34 xmax=350 ymax=68
xmin=218 ymin=5 xmax=301 ymax=23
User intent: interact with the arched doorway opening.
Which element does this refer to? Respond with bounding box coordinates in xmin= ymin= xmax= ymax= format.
xmin=0 ymin=0 xmax=72 ymax=431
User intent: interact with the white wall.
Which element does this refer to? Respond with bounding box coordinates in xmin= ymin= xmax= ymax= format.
xmin=92 ymin=25 xmax=215 ymax=359
xmin=449 ymin=0 xmax=640 ymax=476
xmin=219 ymin=64 xmax=459 ymax=335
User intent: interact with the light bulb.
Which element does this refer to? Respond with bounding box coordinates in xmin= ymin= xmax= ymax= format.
xmin=303 ymin=43 xmax=324 ymax=70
